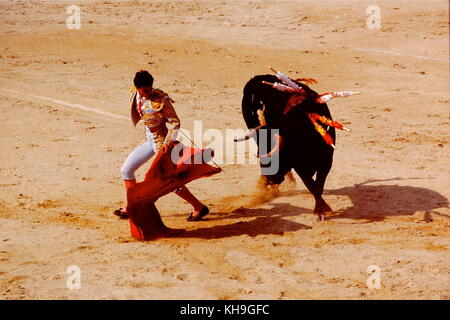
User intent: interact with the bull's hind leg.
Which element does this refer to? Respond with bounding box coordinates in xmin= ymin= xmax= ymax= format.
xmin=294 ymin=167 xmax=332 ymax=221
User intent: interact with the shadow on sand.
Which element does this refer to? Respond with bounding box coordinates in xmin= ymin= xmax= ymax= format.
xmin=180 ymin=203 xmax=312 ymax=239
xmin=325 ymin=178 xmax=449 ymax=222
xmin=173 ymin=178 xmax=448 ymax=239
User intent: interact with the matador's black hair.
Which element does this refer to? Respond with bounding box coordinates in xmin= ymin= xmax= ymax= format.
xmin=134 ymin=70 xmax=154 ymax=88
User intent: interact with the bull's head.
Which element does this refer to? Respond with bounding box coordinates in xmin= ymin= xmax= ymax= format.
xmin=234 ymin=106 xmax=283 ymax=158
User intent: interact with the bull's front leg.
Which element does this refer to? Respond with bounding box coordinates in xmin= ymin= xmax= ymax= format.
xmin=295 ymin=168 xmax=333 ymax=221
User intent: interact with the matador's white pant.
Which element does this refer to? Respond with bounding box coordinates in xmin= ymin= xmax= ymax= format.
xmin=120 ymin=129 xmax=157 ymax=180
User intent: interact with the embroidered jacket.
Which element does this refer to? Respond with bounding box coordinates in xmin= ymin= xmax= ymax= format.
xmin=130 ymin=88 xmax=180 ymax=147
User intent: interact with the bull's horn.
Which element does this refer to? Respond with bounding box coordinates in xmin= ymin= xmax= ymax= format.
xmin=234 ymin=126 xmax=261 ymax=142
xmin=258 ymin=133 xmax=283 ymax=158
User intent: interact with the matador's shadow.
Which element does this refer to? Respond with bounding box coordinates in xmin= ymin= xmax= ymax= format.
xmin=324 ymin=178 xmax=449 ymax=222
xmin=180 ymin=203 xmax=312 ymax=239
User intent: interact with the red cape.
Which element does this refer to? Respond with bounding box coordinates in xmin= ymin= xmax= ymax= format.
xmin=126 ymin=141 xmax=222 ymax=240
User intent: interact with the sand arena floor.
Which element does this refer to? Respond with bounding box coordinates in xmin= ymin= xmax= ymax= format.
xmin=0 ymin=0 xmax=448 ymax=299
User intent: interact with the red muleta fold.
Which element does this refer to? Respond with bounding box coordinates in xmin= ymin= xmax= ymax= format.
xmin=126 ymin=141 xmax=221 ymax=241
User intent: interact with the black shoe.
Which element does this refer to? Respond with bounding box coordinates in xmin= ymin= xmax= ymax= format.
xmin=186 ymin=206 xmax=209 ymax=221
xmin=113 ymin=208 xmax=129 ymax=219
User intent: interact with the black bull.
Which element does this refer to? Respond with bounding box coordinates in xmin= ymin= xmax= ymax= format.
xmin=241 ymin=74 xmax=335 ymax=221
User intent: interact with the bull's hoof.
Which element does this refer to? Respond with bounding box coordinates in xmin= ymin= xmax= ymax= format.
xmin=314 ymin=200 xmax=332 ymax=221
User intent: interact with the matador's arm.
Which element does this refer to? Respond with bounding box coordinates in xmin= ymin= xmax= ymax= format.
xmin=162 ymin=98 xmax=181 ymax=145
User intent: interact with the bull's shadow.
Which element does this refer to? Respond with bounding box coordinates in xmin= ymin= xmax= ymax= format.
xmin=324 ymin=178 xmax=449 ymax=222
xmin=175 ymin=178 xmax=448 ymax=239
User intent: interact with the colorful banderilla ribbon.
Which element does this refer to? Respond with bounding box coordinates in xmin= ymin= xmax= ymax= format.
xmin=307 ymin=113 xmax=336 ymax=149
xmin=307 ymin=113 xmax=351 ymax=149
xmin=261 ymin=68 xmax=359 ymax=149
xmin=316 ymin=91 xmax=361 ymax=104
xmin=307 ymin=113 xmax=351 ymax=132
